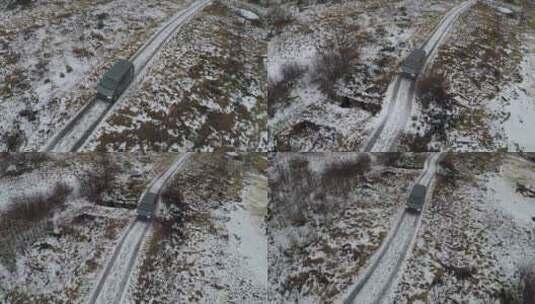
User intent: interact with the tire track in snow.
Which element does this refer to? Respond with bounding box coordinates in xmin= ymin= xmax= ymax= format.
xmin=363 ymin=1 xmax=475 ymax=152
xmin=345 ymin=153 xmax=443 ymax=304
xmin=43 ymin=0 xmax=211 ymax=152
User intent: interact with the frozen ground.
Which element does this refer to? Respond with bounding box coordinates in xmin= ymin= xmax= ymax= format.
xmin=393 ymin=153 xmax=535 ymax=303
xmin=268 ymin=0 xmax=463 ymax=151
xmin=0 ymin=0 xmax=195 ymax=152
xmin=130 ymin=153 xmax=267 ymax=303
xmin=90 ymin=153 xmax=188 ymax=304
xmin=403 ymin=1 xmax=535 ymax=151
xmin=268 ymin=153 xmax=426 ymax=303
xmin=0 ymin=154 xmax=168 ymax=303
xmin=83 ymin=2 xmax=267 ymax=152
xmin=345 ymin=153 xmax=443 ymax=304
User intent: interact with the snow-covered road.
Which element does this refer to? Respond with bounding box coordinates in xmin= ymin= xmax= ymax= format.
xmin=43 ymin=0 xmax=211 ymax=152
xmin=45 ymin=99 xmax=111 ymax=152
xmin=364 ymin=1 xmax=475 ymax=152
xmin=345 ymin=152 xmax=443 ymax=304
xmin=87 ymin=153 xmax=189 ymax=304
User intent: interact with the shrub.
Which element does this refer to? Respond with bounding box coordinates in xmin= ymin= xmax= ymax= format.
xmin=3 ymin=129 xmax=24 ymax=152
xmin=417 ymin=72 xmax=451 ymax=109
xmin=323 ymin=155 xmax=371 ymax=180
xmin=268 ymin=63 xmax=306 ymax=117
xmin=72 ymin=47 xmax=94 ymax=58
xmin=80 ymin=156 xmax=118 ymax=203
xmin=378 ymin=153 xmax=401 ymax=167
xmin=280 ymin=63 xmax=307 ymax=82
xmin=6 ymin=0 xmax=32 ymax=9
xmin=311 ymin=22 xmax=362 ymax=98
xmin=312 ymin=47 xmax=359 ymax=98
xmin=521 ymin=262 xmax=535 ymax=304
xmin=400 ymin=133 xmax=432 ymax=152
xmin=6 ymin=181 xmax=71 ymax=223
xmin=269 ymin=7 xmax=294 ymax=32
xmin=161 ymin=184 xmax=185 ymax=208
xmin=320 ymin=154 xmax=371 ymax=196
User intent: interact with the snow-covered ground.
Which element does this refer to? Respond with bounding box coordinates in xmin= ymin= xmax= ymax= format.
xmin=0 ymin=153 xmax=169 ymax=303
xmin=0 ymin=0 xmax=195 ymax=152
xmin=129 ymin=153 xmax=267 ymax=303
xmin=365 ymin=1 xmax=475 ymax=152
xmin=403 ymin=1 xmax=535 ymax=152
xmin=268 ymin=153 xmax=426 ymax=303
xmin=393 ymin=153 xmax=535 ymax=303
xmin=83 ymin=2 xmax=267 ymax=152
xmin=345 ymin=153 xmax=443 ymax=304
xmin=268 ymin=0 xmax=464 ymax=151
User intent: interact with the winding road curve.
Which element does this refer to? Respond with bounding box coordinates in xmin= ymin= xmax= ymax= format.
xmin=87 ymin=153 xmax=190 ymax=304
xmin=345 ymin=153 xmax=444 ymax=304
xmin=42 ymin=0 xmax=211 ymax=152
xmin=363 ymin=0 xmax=476 ymax=152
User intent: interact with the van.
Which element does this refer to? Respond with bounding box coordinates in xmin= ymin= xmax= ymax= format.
xmin=96 ymin=59 xmax=135 ymax=102
xmin=401 ymin=49 xmax=426 ymax=79
xmin=406 ymin=184 xmax=427 ymax=213
xmin=137 ymin=192 xmax=158 ymax=221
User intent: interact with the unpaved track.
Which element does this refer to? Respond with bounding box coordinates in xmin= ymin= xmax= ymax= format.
xmin=43 ymin=0 xmax=211 ymax=152
xmin=87 ymin=153 xmax=189 ymax=304
xmin=345 ymin=153 xmax=443 ymax=304
xmin=363 ymin=1 xmax=475 ymax=152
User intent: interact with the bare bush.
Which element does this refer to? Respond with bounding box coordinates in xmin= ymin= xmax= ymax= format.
xmin=269 ymin=6 xmax=294 ymax=32
xmin=268 ymin=63 xmax=306 ymax=117
xmin=312 ymin=24 xmax=362 ymax=97
xmin=161 ymin=185 xmax=185 ymax=207
xmin=320 ymin=154 xmax=371 ymax=195
xmin=312 ymin=48 xmax=359 ymax=97
xmin=80 ymin=156 xmax=118 ymax=203
xmin=435 ymin=155 xmax=459 ymax=188
xmin=323 ymin=155 xmax=371 ymax=180
xmin=6 ymin=0 xmax=32 ymax=9
xmin=378 ymin=153 xmax=401 ymax=167
xmin=400 ymin=133 xmax=432 ymax=152
xmin=271 ymin=154 xmax=373 ymax=232
xmin=5 ymin=181 xmax=71 ymax=223
xmin=3 ymin=128 xmax=24 ymax=152
xmin=521 ymin=262 xmax=535 ymax=304
xmin=417 ymin=72 xmax=452 ymax=109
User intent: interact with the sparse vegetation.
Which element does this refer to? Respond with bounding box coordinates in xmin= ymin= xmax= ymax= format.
xmin=4 ymin=181 xmax=71 ymax=224
xmin=268 ymin=62 xmax=306 ymax=117
xmin=400 ymin=133 xmax=432 ymax=152
xmin=5 ymin=0 xmax=32 ymax=10
xmin=269 ymin=153 xmax=423 ymax=303
xmin=312 ymin=24 xmax=362 ymax=98
xmin=269 ymin=6 xmax=294 ymax=33
xmin=93 ymin=2 xmax=266 ymax=152
xmin=80 ymin=155 xmax=119 ymax=204
xmin=417 ymin=72 xmax=451 ymax=109
xmin=3 ymin=128 xmax=25 ymax=152
xmin=134 ymin=153 xmax=248 ymax=303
